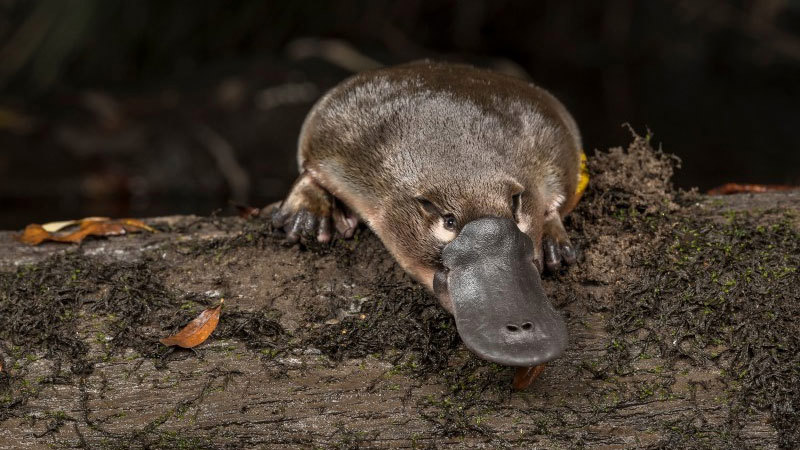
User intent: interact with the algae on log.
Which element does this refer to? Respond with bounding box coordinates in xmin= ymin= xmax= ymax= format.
xmin=0 ymin=136 xmax=798 ymax=449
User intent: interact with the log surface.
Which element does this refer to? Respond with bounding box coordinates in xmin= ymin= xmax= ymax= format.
xmin=1 ymin=140 xmax=798 ymax=449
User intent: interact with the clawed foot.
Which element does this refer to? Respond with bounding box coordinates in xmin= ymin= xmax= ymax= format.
xmin=268 ymin=173 xmax=358 ymax=243
xmin=542 ymin=216 xmax=577 ymax=272
xmin=270 ymin=206 xmax=331 ymax=243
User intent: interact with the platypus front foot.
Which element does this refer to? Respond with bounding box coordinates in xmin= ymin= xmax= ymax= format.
xmin=542 ymin=215 xmax=577 ymax=272
xmin=269 ymin=172 xmax=358 ymax=243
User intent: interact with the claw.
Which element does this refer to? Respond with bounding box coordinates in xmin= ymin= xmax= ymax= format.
xmin=285 ymin=209 xmax=318 ymax=243
xmin=543 ymin=235 xmax=561 ymax=272
xmin=317 ymin=216 xmax=332 ymax=243
xmin=270 ymin=205 xmax=290 ymax=229
xmin=541 ymin=215 xmax=577 ymax=272
xmin=285 ymin=215 xmax=303 ymax=243
xmin=299 ymin=210 xmax=317 ymax=235
xmin=561 ymin=242 xmax=577 ymax=265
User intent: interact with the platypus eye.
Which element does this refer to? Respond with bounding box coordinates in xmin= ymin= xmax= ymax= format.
xmin=443 ymin=214 xmax=457 ymax=231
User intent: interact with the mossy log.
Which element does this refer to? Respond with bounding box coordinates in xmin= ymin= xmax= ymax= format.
xmin=1 ymin=137 xmax=798 ymax=449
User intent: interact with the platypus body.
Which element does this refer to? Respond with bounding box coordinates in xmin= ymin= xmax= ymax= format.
xmin=272 ymin=61 xmax=583 ymax=371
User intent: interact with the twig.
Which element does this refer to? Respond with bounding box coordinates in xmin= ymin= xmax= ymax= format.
xmin=192 ymin=123 xmax=250 ymax=204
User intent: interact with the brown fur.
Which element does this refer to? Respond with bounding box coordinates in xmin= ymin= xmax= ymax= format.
xmin=280 ymin=61 xmax=582 ymax=288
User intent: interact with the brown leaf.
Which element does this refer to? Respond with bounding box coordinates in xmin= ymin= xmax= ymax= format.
xmin=41 ymin=217 xmax=109 ymax=233
xmin=17 ymin=217 xmax=155 ymax=245
xmin=18 ymin=224 xmax=52 ymax=245
xmin=512 ymin=365 xmax=546 ymax=390
xmin=707 ymin=183 xmax=798 ymax=195
xmin=160 ymin=300 xmax=224 ymax=348
xmin=51 ymin=221 xmax=127 ymax=243
xmin=117 ymin=218 xmax=156 ymax=233
xmin=233 ymin=203 xmax=261 ymax=219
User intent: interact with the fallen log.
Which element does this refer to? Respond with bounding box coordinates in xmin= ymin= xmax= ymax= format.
xmin=1 ymin=135 xmax=797 ymax=448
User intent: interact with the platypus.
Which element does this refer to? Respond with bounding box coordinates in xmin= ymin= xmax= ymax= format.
xmin=271 ymin=61 xmax=586 ymax=382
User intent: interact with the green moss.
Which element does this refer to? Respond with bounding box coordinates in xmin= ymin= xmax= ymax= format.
xmin=609 ymin=212 xmax=800 ymax=447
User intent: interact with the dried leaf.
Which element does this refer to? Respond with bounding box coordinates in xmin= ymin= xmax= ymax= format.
xmin=41 ymin=220 xmax=79 ymax=233
xmin=160 ymin=300 xmax=224 ymax=348
xmin=117 ymin=218 xmax=156 ymax=233
xmin=707 ymin=183 xmax=798 ymax=195
xmin=58 ymin=221 xmax=127 ymax=243
xmin=18 ymin=224 xmax=52 ymax=245
xmin=17 ymin=217 xmax=155 ymax=245
xmin=233 ymin=203 xmax=261 ymax=219
xmin=512 ymin=365 xmax=546 ymax=390
xmin=41 ymin=217 xmax=109 ymax=232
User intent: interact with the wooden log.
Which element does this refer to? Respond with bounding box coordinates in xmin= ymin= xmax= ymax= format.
xmin=1 ymin=138 xmax=798 ymax=449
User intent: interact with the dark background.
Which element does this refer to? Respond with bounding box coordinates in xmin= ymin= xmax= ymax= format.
xmin=1 ymin=0 xmax=798 ymax=229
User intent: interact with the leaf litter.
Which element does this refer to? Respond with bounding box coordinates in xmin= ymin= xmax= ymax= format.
xmin=17 ymin=217 xmax=155 ymax=245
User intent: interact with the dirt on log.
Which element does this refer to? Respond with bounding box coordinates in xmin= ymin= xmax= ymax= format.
xmin=0 ymin=134 xmax=798 ymax=449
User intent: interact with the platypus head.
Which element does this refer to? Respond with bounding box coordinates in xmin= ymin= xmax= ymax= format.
xmin=378 ymin=176 xmax=568 ymax=367
xmin=433 ymin=217 xmax=567 ymax=366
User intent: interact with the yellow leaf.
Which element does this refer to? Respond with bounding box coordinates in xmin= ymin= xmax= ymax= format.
xmin=575 ymin=151 xmax=589 ymax=198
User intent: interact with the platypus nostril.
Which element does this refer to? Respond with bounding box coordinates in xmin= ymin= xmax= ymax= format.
xmin=506 ymin=324 xmax=520 ymax=332
xmin=521 ymin=322 xmax=533 ymax=330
